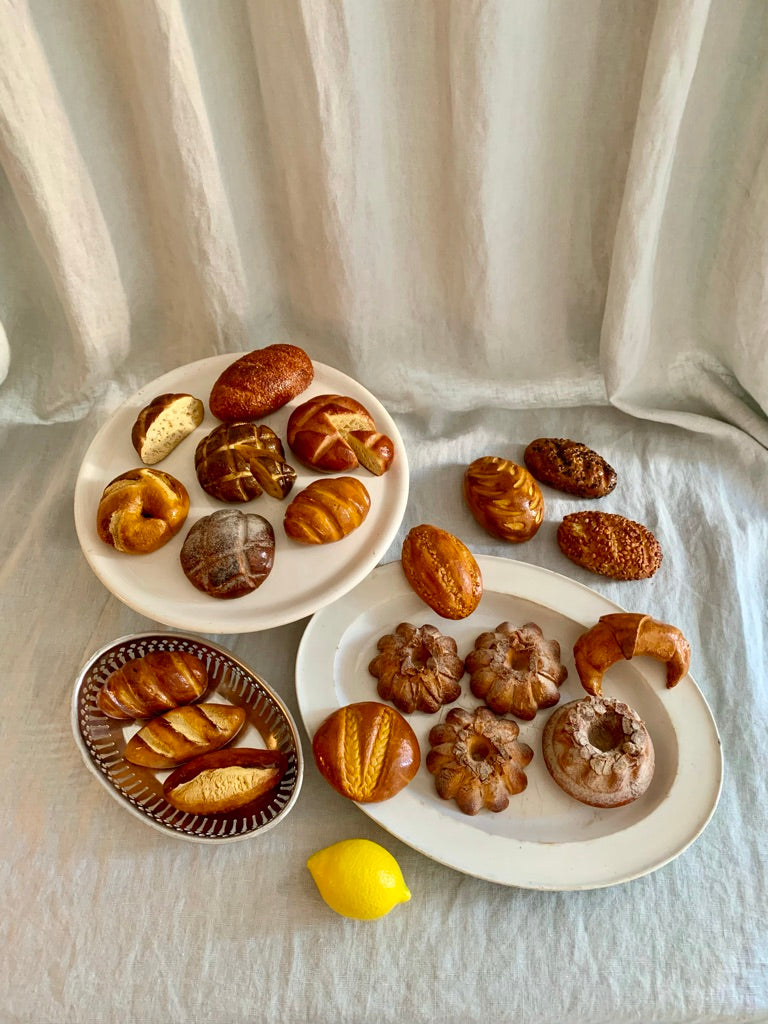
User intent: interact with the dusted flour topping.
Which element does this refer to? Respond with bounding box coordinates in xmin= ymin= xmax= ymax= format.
xmin=426 ymin=706 xmax=533 ymax=815
xmin=466 ymin=621 xmax=567 ymax=720
xmin=542 ymin=696 xmax=655 ymax=808
xmin=369 ymin=622 xmax=464 ymax=714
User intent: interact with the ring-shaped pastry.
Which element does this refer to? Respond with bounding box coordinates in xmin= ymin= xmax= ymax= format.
xmin=96 ymin=467 xmax=190 ymax=554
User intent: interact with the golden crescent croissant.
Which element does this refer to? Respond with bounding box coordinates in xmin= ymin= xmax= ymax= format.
xmin=573 ymin=612 xmax=691 ymax=696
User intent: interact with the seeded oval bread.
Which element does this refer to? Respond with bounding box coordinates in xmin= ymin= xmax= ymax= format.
xmin=557 ymin=511 xmax=662 ymax=580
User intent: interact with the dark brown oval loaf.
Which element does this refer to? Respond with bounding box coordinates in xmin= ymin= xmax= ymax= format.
xmin=195 ymin=422 xmax=296 ymax=502
xmin=524 ymin=438 xmax=617 ymax=498
xmin=180 ymin=509 xmax=275 ymax=598
xmin=557 ymin=511 xmax=662 ymax=580
xmin=209 ymin=344 xmax=314 ymax=422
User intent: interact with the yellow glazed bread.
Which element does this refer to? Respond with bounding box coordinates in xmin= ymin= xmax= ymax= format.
xmin=463 ymin=456 xmax=544 ymax=542
xmin=96 ymin=468 xmax=189 ymax=554
xmin=122 ymin=703 xmax=246 ymax=768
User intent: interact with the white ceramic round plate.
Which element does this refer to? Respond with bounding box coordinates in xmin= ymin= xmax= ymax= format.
xmin=296 ymin=557 xmax=723 ymax=890
xmin=72 ymin=632 xmax=303 ymax=842
xmin=74 ymin=355 xmax=409 ymax=633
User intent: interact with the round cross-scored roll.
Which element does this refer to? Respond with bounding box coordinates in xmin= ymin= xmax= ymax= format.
xmin=96 ymin=467 xmax=190 ymax=554
xmin=180 ymin=508 xmax=275 ymax=599
xmin=287 ymin=394 xmax=395 ymax=475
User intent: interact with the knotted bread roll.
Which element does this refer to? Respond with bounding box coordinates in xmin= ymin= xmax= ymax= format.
xmin=96 ymin=468 xmax=190 ymax=554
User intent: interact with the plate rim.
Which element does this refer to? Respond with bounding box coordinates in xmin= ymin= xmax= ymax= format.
xmin=73 ymin=354 xmax=410 ymax=633
xmin=72 ymin=630 xmax=305 ymax=843
xmin=295 ymin=555 xmax=723 ymax=890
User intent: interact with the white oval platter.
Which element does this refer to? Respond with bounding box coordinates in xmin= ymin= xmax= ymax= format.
xmin=295 ymin=556 xmax=723 ymax=890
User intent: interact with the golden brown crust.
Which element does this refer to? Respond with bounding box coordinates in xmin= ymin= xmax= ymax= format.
xmin=463 ymin=456 xmax=544 ymax=542
xmin=426 ymin=706 xmax=533 ymax=815
xmin=557 ymin=511 xmax=662 ymax=580
xmin=195 ymin=422 xmax=296 ymax=502
xmin=162 ymin=748 xmax=288 ymax=814
xmin=312 ymin=701 xmax=420 ymax=802
xmin=209 ymin=344 xmax=314 ymax=422
xmin=97 ymin=651 xmax=209 ymax=720
xmin=368 ymin=622 xmax=464 ymax=714
xmin=283 ymin=477 xmax=370 ymax=544
xmin=286 ymin=394 xmax=394 ymax=475
xmin=96 ymin=468 xmax=190 ymax=554
xmin=123 ymin=704 xmax=246 ymax=768
xmin=401 ymin=524 xmax=482 ymax=620
xmin=542 ymin=696 xmax=654 ymax=808
xmin=465 ymin=622 xmax=567 ymax=719
xmin=524 ymin=438 xmax=617 ymax=498
xmin=573 ymin=612 xmax=691 ymax=695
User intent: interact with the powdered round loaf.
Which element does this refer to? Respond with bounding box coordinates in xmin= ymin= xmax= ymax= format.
xmin=180 ymin=509 xmax=275 ymax=599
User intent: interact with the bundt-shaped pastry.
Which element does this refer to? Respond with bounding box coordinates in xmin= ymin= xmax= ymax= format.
xmin=368 ymin=623 xmax=464 ymax=714
xmin=426 ymin=706 xmax=533 ymax=815
xmin=465 ymin=622 xmax=568 ymax=720
xmin=542 ymin=696 xmax=655 ymax=808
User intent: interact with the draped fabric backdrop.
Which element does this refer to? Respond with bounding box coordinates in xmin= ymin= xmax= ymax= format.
xmin=2 ymin=4 xmax=768 ymax=1024
xmin=1 ymin=0 xmax=767 ymax=443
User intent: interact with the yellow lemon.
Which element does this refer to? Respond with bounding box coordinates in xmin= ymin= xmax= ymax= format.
xmin=306 ymin=838 xmax=411 ymax=920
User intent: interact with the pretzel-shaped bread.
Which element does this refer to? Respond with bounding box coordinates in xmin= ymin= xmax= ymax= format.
xmin=96 ymin=468 xmax=190 ymax=554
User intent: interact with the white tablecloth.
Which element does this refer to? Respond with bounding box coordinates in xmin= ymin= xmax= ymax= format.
xmin=2 ymin=402 xmax=766 ymax=1024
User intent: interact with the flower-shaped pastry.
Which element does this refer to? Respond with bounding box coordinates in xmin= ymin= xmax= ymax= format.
xmin=426 ymin=706 xmax=533 ymax=815
xmin=465 ymin=621 xmax=567 ymax=720
xmin=368 ymin=622 xmax=464 ymax=714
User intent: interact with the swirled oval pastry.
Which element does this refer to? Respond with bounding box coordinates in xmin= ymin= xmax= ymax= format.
xmin=463 ymin=456 xmax=544 ymax=542
xmin=283 ymin=477 xmax=370 ymax=544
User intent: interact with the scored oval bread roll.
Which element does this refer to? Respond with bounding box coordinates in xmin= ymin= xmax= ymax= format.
xmin=163 ymin=748 xmax=288 ymax=814
xmin=209 ymin=344 xmax=313 ymax=422
xmin=283 ymin=477 xmax=370 ymax=544
xmin=123 ymin=703 xmax=246 ymax=768
xmin=97 ymin=651 xmax=209 ymax=720
xmin=131 ymin=393 xmax=204 ymax=465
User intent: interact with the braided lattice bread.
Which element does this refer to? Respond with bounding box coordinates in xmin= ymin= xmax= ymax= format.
xmin=96 ymin=468 xmax=190 ymax=554
xmin=195 ymin=422 xmax=296 ymax=502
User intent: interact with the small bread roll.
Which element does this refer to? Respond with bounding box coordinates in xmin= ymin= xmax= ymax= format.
xmin=163 ymin=748 xmax=288 ymax=814
xmin=123 ymin=703 xmax=246 ymax=768
xmin=283 ymin=477 xmax=370 ymax=544
xmin=131 ymin=393 xmax=204 ymax=465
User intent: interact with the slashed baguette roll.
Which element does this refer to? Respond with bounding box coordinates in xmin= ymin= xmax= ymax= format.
xmin=163 ymin=748 xmax=288 ymax=814
xmin=123 ymin=703 xmax=246 ymax=768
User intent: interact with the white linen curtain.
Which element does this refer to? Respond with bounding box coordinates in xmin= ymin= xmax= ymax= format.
xmin=1 ymin=0 xmax=767 ymax=446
